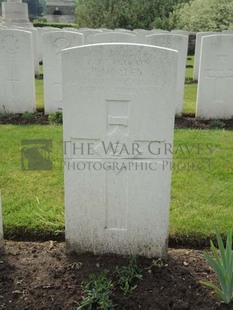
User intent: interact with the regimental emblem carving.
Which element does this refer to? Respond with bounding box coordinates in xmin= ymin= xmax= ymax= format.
xmin=53 ymin=37 xmax=70 ymax=54
xmin=1 ymin=34 xmax=19 ymax=54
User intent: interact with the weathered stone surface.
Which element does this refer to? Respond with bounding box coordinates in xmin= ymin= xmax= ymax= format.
xmin=9 ymin=26 xmax=40 ymax=76
xmin=62 ymin=43 xmax=178 ymax=258
xmin=42 ymin=30 xmax=83 ymax=114
xmin=77 ymin=29 xmax=102 ymax=44
xmin=87 ymin=31 xmax=137 ymax=44
xmin=146 ymin=34 xmax=188 ymax=115
xmin=193 ymin=32 xmax=217 ymax=81
xmin=196 ymin=35 xmax=233 ymax=119
xmin=1 ymin=0 xmax=32 ymax=27
xmin=0 ymin=29 xmax=36 ymax=113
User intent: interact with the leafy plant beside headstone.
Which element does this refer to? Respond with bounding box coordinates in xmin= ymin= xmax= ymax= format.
xmin=48 ymin=112 xmax=63 ymax=125
xmin=115 ymin=255 xmax=143 ymax=295
xmin=201 ymin=230 xmax=233 ymax=304
xmin=77 ymin=271 xmax=114 ymax=310
xmin=210 ymin=120 xmax=226 ymax=130
xmin=77 ymin=256 xmax=143 ymax=309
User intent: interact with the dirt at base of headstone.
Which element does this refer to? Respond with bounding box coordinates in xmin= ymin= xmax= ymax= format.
xmin=0 ymin=241 xmax=232 ymax=310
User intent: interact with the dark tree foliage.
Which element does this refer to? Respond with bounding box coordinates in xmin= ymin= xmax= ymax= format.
xmin=75 ymin=0 xmax=190 ymax=30
xmin=22 ymin=0 xmax=44 ymax=21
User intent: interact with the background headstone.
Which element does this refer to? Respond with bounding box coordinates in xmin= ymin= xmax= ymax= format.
xmin=114 ymin=28 xmax=132 ymax=32
xmin=87 ymin=31 xmax=137 ymax=44
xmin=132 ymin=29 xmax=152 ymax=44
xmin=77 ymin=29 xmax=102 ymax=44
xmin=9 ymin=26 xmax=40 ymax=76
xmin=0 ymin=29 xmax=36 ymax=113
xmin=151 ymin=29 xmax=169 ymax=33
xmin=38 ymin=27 xmax=62 ymax=62
xmin=196 ymin=35 xmax=233 ymax=119
xmin=193 ymin=32 xmax=217 ymax=81
xmin=62 ymin=43 xmax=178 ymax=258
xmin=146 ymin=34 xmax=188 ymax=115
xmin=171 ymin=29 xmax=189 ymax=36
xmin=42 ymin=31 xmax=84 ymax=114
xmin=222 ymin=30 xmax=233 ymax=34
xmin=36 ymin=27 xmax=43 ymax=62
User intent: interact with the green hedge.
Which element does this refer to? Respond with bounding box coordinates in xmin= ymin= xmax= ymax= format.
xmin=33 ymin=21 xmax=78 ymax=28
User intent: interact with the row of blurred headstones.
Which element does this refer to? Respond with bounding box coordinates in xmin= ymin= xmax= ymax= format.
xmin=0 ymin=26 xmax=232 ymax=119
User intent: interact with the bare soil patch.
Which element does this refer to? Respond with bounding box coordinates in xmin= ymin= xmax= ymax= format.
xmin=0 ymin=241 xmax=232 ymax=310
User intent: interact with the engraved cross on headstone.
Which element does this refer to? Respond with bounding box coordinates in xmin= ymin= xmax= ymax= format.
xmin=70 ymin=99 xmax=148 ymax=232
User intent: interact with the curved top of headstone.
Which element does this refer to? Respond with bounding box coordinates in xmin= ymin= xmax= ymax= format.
xmin=62 ymin=43 xmax=178 ymax=140
xmin=7 ymin=0 xmax=22 ymax=3
xmin=87 ymin=31 xmax=137 ymax=44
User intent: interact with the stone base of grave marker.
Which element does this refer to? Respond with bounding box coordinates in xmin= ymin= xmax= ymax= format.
xmin=1 ymin=0 xmax=32 ymax=27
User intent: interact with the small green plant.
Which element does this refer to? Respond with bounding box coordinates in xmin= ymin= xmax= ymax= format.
xmin=146 ymin=257 xmax=168 ymax=271
xmin=201 ymin=230 xmax=233 ymax=304
xmin=0 ymin=111 xmax=16 ymax=121
xmin=48 ymin=111 xmax=63 ymax=125
xmin=22 ymin=112 xmax=36 ymax=122
xmin=210 ymin=120 xmax=225 ymax=130
xmin=115 ymin=256 xmax=142 ymax=295
xmin=77 ymin=271 xmax=114 ymax=310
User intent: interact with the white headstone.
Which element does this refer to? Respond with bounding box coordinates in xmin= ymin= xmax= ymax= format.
xmin=99 ymin=28 xmax=113 ymax=32
xmin=87 ymin=31 xmax=137 ymax=44
xmin=42 ymin=31 xmax=84 ymax=114
xmin=78 ymin=28 xmax=91 ymax=31
xmin=151 ymin=29 xmax=169 ymax=33
xmin=196 ymin=35 xmax=233 ymax=119
xmin=26 ymin=27 xmax=40 ymax=75
xmin=133 ymin=29 xmax=148 ymax=32
xmin=42 ymin=27 xmax=61 ymax=31
xmin=114 ymin=28 xmax=132 ymax=32
xmin=36 ymin=27 xmax=43 ymax=62
xmin=9 ymin=26 xmax=40 ymax=76
xmin=39 ymin=27 xmax=62 ymax=62
xmin=78 ymin=29 xmax=102 ymax=44
xmin=171 ymin=29 xmax=189 ymax=36
xmin=146 ymin=34 xmax=188 ymax=115
xmin=193 ymin=32 xmax=217 ymax=81
xmin=132 ymin=30 xmax=151 ymax=44
xmin=62 ymin=27 xmax=80 ymax=33
xmin=63 ymin=27 xmax=79 ymax=31
xmin=222 ymin=30 xmax=233 ymax=34
xmin=62 ymin=43 xmax=178 ymax=258
xmin=0 ymin=29 xmax=36 ymax=113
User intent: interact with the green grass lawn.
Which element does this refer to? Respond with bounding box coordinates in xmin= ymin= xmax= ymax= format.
xmin=183 ymin=84 xmax=197 ymax=114
xmin=35 ymin=79 xmax=44 ymax=111
xmin=0 ymin=125 xmax=64 ymax=237
xmin=170 ymin=129 xmax=233 ymax=243
xmin=0 ymin=125 xmax=233 ymax=242
xmin=1 ymin=55 xmax=232 ymax=244
xmin=186 ymin=56 xmax=194 ymax=80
